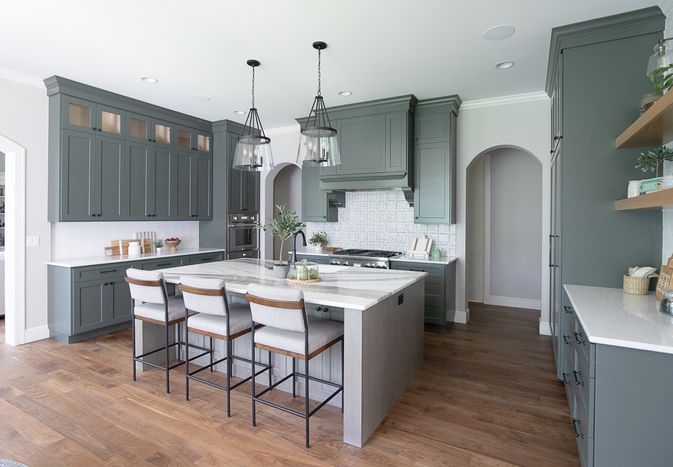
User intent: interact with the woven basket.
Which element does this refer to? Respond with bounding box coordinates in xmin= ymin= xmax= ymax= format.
xmin=623 ymin=275 xmax=650 ymax=295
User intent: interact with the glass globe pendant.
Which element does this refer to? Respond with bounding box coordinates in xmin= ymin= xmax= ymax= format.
xmin=297 ymin=41 xmax=341 ymax=167
xmin=233 ymin=59 xmax=274 ymax=171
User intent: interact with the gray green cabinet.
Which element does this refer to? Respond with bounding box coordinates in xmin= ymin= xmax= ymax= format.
xmin=547 ymin=8 xmax=664 ymax=384
xmin=293 ymin=253 xmax=331 ymax=265
xmin=301 ymin=162 xmax=344 ymax=222
xmin=413 ymin=97 xmax=460 ymax=224
xmin=47 ymin=251 xmax=225 ymax=343
xmin=389 ymin=260 xmax=455 ymax=325
xmin=296 ymin=95 xmax=417 ymax=192
xmin=46 ymin=76 xmax=213 ymax=222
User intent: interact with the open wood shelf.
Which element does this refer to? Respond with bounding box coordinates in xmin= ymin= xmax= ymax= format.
xmin=615 ymin=188 xmax=673 ymax=211
xmin=616 ymin=90 xmax=673 ymax=149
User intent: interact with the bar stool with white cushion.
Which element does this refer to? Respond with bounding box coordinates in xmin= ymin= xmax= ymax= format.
xmin=245 ymin=283 xmax=344 ymax=448
xmin=125 ymin=268 xmax=210 ymax=393
xmin=179 ymin=276 xmax=271 ymax=416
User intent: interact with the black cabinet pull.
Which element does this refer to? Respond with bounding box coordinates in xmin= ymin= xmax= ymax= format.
xmin=561 ymin=372 xmax=570 ymax=385
xmin=92 ymin=127 xmax=97 ymax=131
xmin=323 ymin=307 xmax=329 ymax=313
xmin=148 ymin=138 xmax=152 ymax=142
xmin=100 ymin=269 xmax=117 ymax=274
xmin=98 ymin=128 xmax=102 ymax=132
xmin=562 ymin=335 xmax=571 ymax=345
xmin=563 ymin=305 xmax=573 ymax=314
xmin=157 ymin=263 xmax=172 ymax=267
xmin=573 ymin=370 xmax=583 ymax=386
xmin=572 ymin=419 xmax=583 ymax=438
xmin=574 ymin=332 xmax=585 ymax=345
xmin=91 ymin=213 xmax=96 ymax=217
xmin=316 ymin=306 xmax=323 ymax=312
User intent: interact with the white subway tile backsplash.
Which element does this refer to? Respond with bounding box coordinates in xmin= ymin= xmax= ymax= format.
xmin=303 ymin=190 xmax=456 ymax=255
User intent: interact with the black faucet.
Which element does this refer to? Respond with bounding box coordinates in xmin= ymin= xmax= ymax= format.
xmin=292 ymin=230 xmax=307 ymax=264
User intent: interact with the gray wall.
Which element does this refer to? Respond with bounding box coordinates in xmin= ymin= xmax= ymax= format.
xmin=489 ymin=148 xmax=542 ymax=301
xmin=0 ymin=151 xmax=5 ymax=172
xmin=272 ymin=164 xmax=301 ymax=260
xmin=466 ymin=157 xmax=485 ymax=302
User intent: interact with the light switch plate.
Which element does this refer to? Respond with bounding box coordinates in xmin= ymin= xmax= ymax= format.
xmin=26 ymin=235 xmax=39 ymax=247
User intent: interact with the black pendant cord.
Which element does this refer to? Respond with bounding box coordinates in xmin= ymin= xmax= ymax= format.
xmin=317 ymin=47 xmax=322 ymax=97
xmin=251 ymin=64 xmax=256 ymax=109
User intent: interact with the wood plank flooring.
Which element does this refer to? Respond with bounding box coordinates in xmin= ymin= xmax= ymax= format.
xmin=0 ymin=305 xmax=579 ymax=466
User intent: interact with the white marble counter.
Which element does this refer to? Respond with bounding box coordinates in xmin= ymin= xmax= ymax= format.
xmin=45 ymin=248 xmax=225 ymax=268
xmin=390 ymin=255 xmax=458 ymax=265
xmin=157 ymin=258 xmax=427 ymax=311
xmin=564 ymin=284 xmax=673 ymax=354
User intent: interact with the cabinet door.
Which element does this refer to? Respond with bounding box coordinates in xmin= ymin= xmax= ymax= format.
xmin=414 ymin=141 xmax=450 ymax=223
xmin=127 ymin=113 xmax=152 ymax=143
xmin=61 ymin=130 xmax=97 ymax=220
xmin=73 ymin=281 xmax=105 ymax=334
xmin=243 ymin=170 xmax=259 ymax=213
xmin=96 ymin=135 xmax=124 ymax=219
xmin=107 ymin=279 xmax=133 ymax=324
xmin=62 ymin=96 xmax=96 ymax=133
xmin=96 ymin=105 xmax=124 ymax=137
xmin=302 ymin=162 xmax=327 ymax=221
xmin=194 ymin=154 xmax=212 ymax=219
xmin=151 ymin=120 xmax=173 ymax=146
xmin=153 ymin=148 xmax=173 ymax=219
xmin=192 ymin=130 xmax=212 ymax=154
xmin=176 ymin=153 xmax=192 ymax=218
xmin=127 ymin=143 xmax=151 ymax=218
xmin=175 ymin=126 xmax=192 ymax=152
xmin=228 ymin=132 xmax=243 ymax=213
xmin=336 ymin=114 xmax=386 ymax=176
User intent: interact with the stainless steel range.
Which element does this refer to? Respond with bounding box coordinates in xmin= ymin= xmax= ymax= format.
xmin=329 ymin=249 xmax=403 ymax=269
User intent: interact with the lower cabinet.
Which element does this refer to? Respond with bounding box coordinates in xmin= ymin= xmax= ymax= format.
xmin=48 ymin=251 xmax=225 ymax=343
xmin=389 ymin=260 xmax=455 ymax=325
xmin=294 ymin=253 xmax=331 ymax=265
xmin=560 ymin=291 xmax=673 ymax=467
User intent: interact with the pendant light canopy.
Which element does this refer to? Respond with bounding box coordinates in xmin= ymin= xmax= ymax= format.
xmin=233 ymin=59 xmax=273 ymax=171
xmin=297 ymin=41 xmax=341 ymax=167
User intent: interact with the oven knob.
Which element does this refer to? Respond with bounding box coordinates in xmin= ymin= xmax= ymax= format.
xmin=378 ymin=264 xmax=387 ymax=269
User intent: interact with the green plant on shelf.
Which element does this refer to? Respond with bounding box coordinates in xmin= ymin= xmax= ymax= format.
xmin=635 ymin=145 xmax=673 ymax=177
xmin=308 ymin=231 xmax=329 ymax=248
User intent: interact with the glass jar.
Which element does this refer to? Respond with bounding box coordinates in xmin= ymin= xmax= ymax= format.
xmin=287 ymin=260 xmax=320 ymax=282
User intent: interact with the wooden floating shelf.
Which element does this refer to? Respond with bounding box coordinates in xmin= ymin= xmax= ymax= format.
xmin=616 ymin=89 xmax=673 ymax=149
xmin=615 ymin=188 xmax=673 ymax=211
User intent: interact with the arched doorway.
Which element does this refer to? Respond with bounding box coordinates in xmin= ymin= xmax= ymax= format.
xmin=466 ymin=145 xmax=543 ymax=318
xmin=260 ymin=161 xmax=301 ymax=261
xmin=0 ymin=135 xmax=27 ymax=345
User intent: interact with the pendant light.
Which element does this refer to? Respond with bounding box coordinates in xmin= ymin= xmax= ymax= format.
xmin=297 ymin=41 xmax=341 ymax=167
xmin=233 ymin=59 xmax=273 ymax=171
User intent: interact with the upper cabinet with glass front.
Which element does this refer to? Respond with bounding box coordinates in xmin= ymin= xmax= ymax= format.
xmin=175 ymin=127 xmax=211 ymax=153
xmin=63 ymin=96 xmax=125 ymax=137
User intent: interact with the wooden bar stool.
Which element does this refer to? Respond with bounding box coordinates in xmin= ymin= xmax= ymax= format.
xmin=179 ymin=276 xmax=271 ymax=416
xmin=125 ymin=268 xmax=210 ymax=393
xmin=245 ymin=283 xmax=344 ymax=448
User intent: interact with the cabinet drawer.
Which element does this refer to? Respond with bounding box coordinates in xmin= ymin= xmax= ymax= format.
xmin=188 ymin=252 xmax=224 ymax=264
xmin=424 ymin=302 xmax=444 ymax=322
xmin=142 ymin=258 xmax=184 ymax=270
xmin=74 ymin=264 xmax=128 ymax=283
xmin=573 ymin=386 xmax=593 ymax=467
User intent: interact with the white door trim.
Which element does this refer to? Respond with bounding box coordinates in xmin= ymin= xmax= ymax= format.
xmin=0 ymin=135 xmax=26 ymax=345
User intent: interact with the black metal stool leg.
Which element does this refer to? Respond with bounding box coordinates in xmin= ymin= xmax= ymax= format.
xmin=226 ymin=339 xmax=232 ymax=417
xmin=292 ymin=357 xmax=296 ymax=398
xmin=210 ymin=337 xmax=214 ymax=372
xmin=268 ymin=350 xmax=272 ymax=387
xmin=131 ymin=315 xmax=137 ymax=382
xmin=251 ymin=335 xmax=257 ymax=427
xmin=341 ymin=340 xmax=345 ymax=414
xmin=185 ymin=317 xmax=190 ymax=401
xmin=165 ymin=323 xmax=171 ymax=393
xmin=305 ymin=357 xmax=310 ymax=448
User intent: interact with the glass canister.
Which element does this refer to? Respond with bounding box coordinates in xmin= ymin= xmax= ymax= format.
xmin=660 ymin=289 xmax=673 ymax=315
xmin=287 ymin=260 xmax=320 ymax=282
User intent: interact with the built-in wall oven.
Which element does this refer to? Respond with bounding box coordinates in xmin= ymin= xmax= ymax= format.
xmin=227 ymin=213 xmax=259 ymax=259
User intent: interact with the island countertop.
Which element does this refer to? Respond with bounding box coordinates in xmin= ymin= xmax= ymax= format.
xmin=157 ymin=258 xmax=427 ymax=311
xmin=45 ymin=248 xmax=225 ymax=268
xmin=564 ymin=284 xmax=673 ymax=354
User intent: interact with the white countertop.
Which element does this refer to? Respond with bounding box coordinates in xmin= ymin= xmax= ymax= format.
xmin=294 ymin=248 xmax=458 ymax=265
xmin=564 ymin=284 xmax=673 ymax=354
xmin=45 ymin=248 xmax=225 ymax=268
xmin=157 ymin=258 xmax=427 ymax=311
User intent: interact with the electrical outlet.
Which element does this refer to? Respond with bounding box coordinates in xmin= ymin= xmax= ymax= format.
xmin=26 ymin=235 xmax=39 ymax=247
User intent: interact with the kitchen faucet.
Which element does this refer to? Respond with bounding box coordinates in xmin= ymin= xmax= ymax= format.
xmin=292 ymin=230 xmax=307 ymax=264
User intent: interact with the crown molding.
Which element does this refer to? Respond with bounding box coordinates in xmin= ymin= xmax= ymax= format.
xmin=0 ymin=67 xmax=44 ymax=89
xmin=461 ymin=92 xmax=549 ymax=110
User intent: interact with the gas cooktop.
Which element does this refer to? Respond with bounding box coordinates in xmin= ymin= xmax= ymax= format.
xmin=329 ymin=249 xmax=403 ymax=269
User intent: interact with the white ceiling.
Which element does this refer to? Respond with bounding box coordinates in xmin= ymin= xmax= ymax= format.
xmin=0 ymin=0 xmax=660 ymax=127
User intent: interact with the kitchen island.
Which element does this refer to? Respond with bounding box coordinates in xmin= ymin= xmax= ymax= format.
xmin=145 ymin=258 xmax=427 ymax=447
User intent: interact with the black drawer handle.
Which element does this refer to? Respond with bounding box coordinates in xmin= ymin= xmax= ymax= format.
xmin=573 ymin=370 xmax=583 ymax=386
xmin=572 ymin=419 xmax=583 ymax=438
xmin=563 ymin=305 xmax=573 ymax=314
xmin=574 ymin=332 xmax=585 ymax=345
xmin=323 ymin=307 xmax=329 ymax=313
xmin=156 ymin=263 xmax=172 ymax=267
xmin=562 ymin=335 xmax=571 ymax=345
xmin=561 ymin=372 xmax=570 ymax=385
xmin=316 ymin=306 xmax=323 ymax=312
xmin=99 ymin=269 xmax=117 ymax=274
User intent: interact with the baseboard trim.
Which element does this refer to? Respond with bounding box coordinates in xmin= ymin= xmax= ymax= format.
xmin=485 ymin=295 xmax=541 ymax=310
xmin=24 ymin=325 xmax=50 ymax=343
xmin=539 ymin=321 xmax=551 ymax=336
xmin=447 ymin=309 xmax=470 ymax=324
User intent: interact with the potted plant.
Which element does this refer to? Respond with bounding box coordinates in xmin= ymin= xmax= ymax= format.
xmin=257 ymin=204 xmax=304 ymax=278
xmin=308 ymin=231 xmax=329 ymax=252
xmin=154 ymin=239 xmax=164 ymax=255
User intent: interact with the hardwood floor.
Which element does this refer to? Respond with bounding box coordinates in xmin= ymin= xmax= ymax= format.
xmin=0 ymin=306 xmax=579 ymax=466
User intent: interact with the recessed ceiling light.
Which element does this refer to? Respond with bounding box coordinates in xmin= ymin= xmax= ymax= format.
xmin=140 ymin=76 xmax=158 ymax=84
xmin=190 ymin=95 xmax=211 ymax=102
xmin=338 ymin=90 xmax=353 ymax=97
xmin=495 ymin=61 xmax=515 ymax=69
xmin=233 ymin=110 xmax=246 ymax=115
xmin=483 ymin=25 xmax=515 ymax=41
